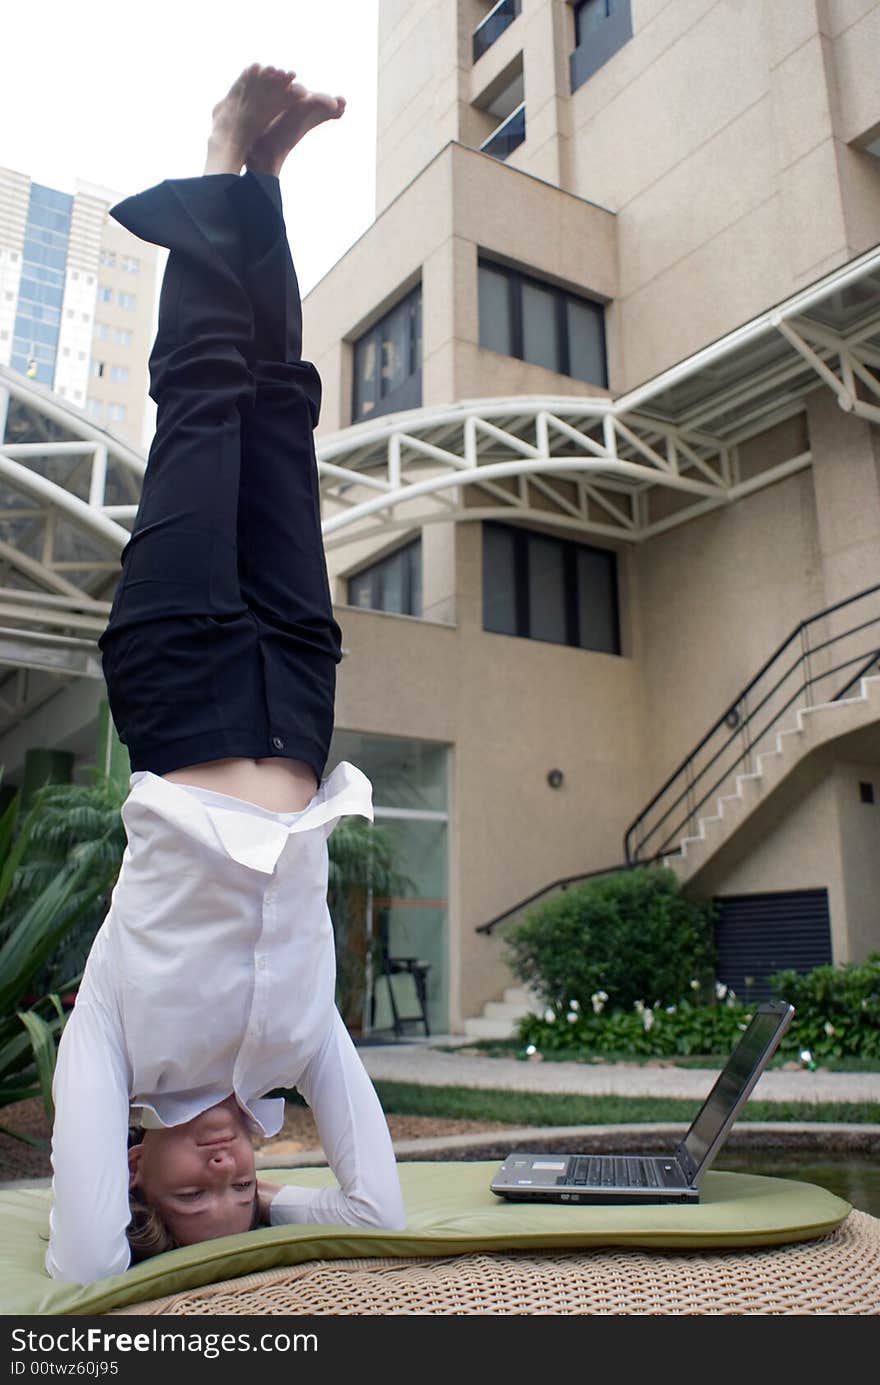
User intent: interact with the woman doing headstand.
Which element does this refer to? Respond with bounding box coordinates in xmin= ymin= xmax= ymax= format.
xmin=45 ymin=65 xmax=406 ymax=1283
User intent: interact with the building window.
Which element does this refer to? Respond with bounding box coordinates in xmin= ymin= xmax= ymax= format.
xmin=97 ymin=285 xmax=113 ymax=302
xmin=94 ymin=322 xmax=110 ymax=340
xmin=99 ymin=249 xmax=116 ymax=267
xmin=107 ymin=402 xmax=127 ymax=423
xmin=352 ymin=285 xmax=422 ymax=423
xmin=109 ymin=364 xmax=129 ymax=383
xmin=482 ymin=521 xmax=619 ymax=653
xmin=570 ymin=0 xmax=633 ymax=93
xmin=478 ymin=256 xmax=607 ymax=386
xmin=347 ymin=539 xmax=422 ymax=617
xmin=112 ymin=326 xmax=133 ymax=346
xmin=118 ymin=291 xmax=137 ymax=310
xmin=86 ymin=397 xmax=103 ymax=419
xmin=480 ymin=102 xmax=526 ymax=161
xmin=120 ymin=255 xmax=140 ymax=274
xmin=473 ymin=0 xmax=522 ymax=63
xmin=90 ymin=359 xmax=105 ymax=377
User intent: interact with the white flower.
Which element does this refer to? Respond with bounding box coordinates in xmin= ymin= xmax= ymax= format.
xmin=715 ymin=982 xmax=728 ymax=1001
xmin=665 ymin=1005 xmax=677 ymax=1015
xmin=634 ymin=999 xmax=645 ymax=1013
xmin=799 ymin=1049 xmax=812 ymax=1065
xmin=591 ymin=990 xmax=608 ymax=1015
xmin=690 ymin=979 xmax=700 ymax=992
xmin=567 ymin=1011 xmax=578 ymax=1023
xmin=642 ymin=1008 xmax=655 ymax=1032
xmin=823 ymin=1021 xmax=836 ymax=1037
xmin=525 ymin=1044 xmax=537 ymax=1056
xmin=569 ymin=998 xmax=580 ymax=1012
xmin=544 ymin=1008 xmax=556 ymax=1024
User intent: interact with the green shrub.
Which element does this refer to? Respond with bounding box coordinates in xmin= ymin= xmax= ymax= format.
xmin=769 ymin=955 xmax=880 ymax=1060
xmin=503 ymin=866 xmax=716 ymax=1013
xmin=518 ymin=994 xmax=749 ymax=1057
xmin=516 ymin=956 xmax=880 ymax=1061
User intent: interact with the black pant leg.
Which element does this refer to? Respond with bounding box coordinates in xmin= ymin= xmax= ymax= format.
xmin=101 ymin=176 xmax=255 ymax=634
xmin=231 ymin=173 xmax=343 ymax=778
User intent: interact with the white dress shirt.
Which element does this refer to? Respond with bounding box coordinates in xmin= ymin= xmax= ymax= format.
xmin=45 ymin=760 xmax=392 ymax=1283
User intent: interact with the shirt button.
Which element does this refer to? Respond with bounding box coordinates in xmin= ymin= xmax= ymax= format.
xmin=271 ymin=735 xmax=285 ymax=751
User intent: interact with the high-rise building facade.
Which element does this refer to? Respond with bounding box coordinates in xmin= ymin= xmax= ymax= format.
xmin=0 ymin=167 xmax=157 ymax=449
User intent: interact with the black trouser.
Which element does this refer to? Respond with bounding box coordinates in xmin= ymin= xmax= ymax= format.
xmin=99 ymin=172 xmax=342 ymax=784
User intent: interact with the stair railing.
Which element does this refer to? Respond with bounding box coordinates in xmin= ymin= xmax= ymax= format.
xmin=624 ymin=582 xmax=880 ymax=864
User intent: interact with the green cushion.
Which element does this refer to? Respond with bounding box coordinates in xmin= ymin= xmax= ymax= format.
xmin=1 ymin=1163 xmax=850 ymax=1316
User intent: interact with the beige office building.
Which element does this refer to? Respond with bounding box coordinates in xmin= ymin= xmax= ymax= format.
xmin=0 ymin=1 xmax=879 ymax=1038
xmin=0 ymin=166 xmax=157 ymax=450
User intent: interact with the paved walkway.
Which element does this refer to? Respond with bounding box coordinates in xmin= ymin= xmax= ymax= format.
xmin=358 ymin=1040 xmax=880 ymax=1104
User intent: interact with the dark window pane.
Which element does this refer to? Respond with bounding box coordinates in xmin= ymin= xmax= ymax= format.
xmin=483 ymin=525 xmax=517 ymax=634
xmin=409 ymin=542 xmax=423 ymax=617
xmin=411 ymin=294 xmax=422 ymax=375
xmin=348 ymin=541 xmax=421 ymax=616
xmin=575 ymin=0 xmax=612 ymax=46
xmin=527 ymin=534 xmax=567 ymax=644
xmin=353 ymin=335 xmax=377 ymax=419
xmin=379 ymin=550 xmax=406 ymax=613
xmin=478 ymin=264 xmax=512 ymax=356
xmin=521 ymin=279 xmax=559 ymax=373
xmin=349 ymin=571 xmax=375 ymax=609
xmin=577 ymin=545 xmax=618 ymax=653
xmin=381 ymin=300 xmax=409 ymax=398
xmin=567 ymin=296 xmax=605 ymax=384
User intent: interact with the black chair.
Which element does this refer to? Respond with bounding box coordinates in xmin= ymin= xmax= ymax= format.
xmin=370 ymin=908 xmax=431 ymax=1038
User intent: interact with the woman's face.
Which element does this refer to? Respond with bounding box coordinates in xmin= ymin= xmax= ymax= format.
xmin=128 ymin=1096 xmax=258 ymax=1245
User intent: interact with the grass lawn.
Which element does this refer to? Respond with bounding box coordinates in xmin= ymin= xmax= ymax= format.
xmin=373 ymin=1080 xmax=880 ymax=1127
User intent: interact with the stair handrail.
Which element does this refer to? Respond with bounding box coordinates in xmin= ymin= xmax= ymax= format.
xmin=624 ymin=581 xmax=880 ymax=863
xmin=476 ymin=857 xmax=665 ymax=936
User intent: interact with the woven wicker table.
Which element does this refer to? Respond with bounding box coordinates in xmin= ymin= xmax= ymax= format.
xmin=113 ymin=1209 xmax=880 ymax=1315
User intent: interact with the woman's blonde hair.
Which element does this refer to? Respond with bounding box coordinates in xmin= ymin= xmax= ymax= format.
xmin=127 ymin=1125 xmax=180 ymax=1263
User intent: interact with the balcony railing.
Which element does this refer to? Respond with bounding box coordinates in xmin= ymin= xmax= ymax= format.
xmin=473 ymin=0 xmax=522 ymax=63
xmin=480 ymin=102 xmax=526 ymax=161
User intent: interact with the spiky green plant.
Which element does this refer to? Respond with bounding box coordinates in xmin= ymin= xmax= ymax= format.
xmin=0 ymin=771 xmax=124 ymax=1139
xmin=0 ymin=771 xmax=126 ymax=994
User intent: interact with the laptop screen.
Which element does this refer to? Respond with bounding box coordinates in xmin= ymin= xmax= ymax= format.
xmin=682 ymin=1005 xmax=791 ymax=1175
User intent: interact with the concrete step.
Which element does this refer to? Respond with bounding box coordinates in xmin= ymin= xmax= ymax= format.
xmin=462 ymin=1016 xmax=521 ymax=1040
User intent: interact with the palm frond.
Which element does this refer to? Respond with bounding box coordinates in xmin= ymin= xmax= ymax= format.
xmin=16 ymin=1009 xmax=57 ymax=1120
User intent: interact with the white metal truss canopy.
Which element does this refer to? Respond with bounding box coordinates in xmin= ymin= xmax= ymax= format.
xmin=0 ymin=241 xmax=879 ymax=727
xmin=315 ymin=242 xmax=880 ymax=551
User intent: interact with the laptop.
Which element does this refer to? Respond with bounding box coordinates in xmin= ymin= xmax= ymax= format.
xmin=490 ymin=999 xmax=794 ymax=1205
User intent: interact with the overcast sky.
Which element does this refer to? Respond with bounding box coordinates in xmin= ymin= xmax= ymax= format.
xmin=1 ymin=0 xmax=380 ymax=296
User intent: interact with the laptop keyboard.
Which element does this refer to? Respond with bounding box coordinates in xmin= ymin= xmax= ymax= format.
xmin=560 ymin=1156 xmax=664 ymax=1188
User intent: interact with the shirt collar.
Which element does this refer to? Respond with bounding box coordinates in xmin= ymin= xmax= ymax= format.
xmin=124 ymin=760 xmax=374 ymax=873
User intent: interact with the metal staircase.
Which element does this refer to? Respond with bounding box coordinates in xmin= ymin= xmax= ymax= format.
xmin=624 ymin=583 xmax=880 ymax=881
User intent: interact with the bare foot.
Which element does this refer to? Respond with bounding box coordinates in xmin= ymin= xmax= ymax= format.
xmin=246 ymin=85 xmax=347 ymax=177
xmin=204 ymin=64 xmax=299 ymax=176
